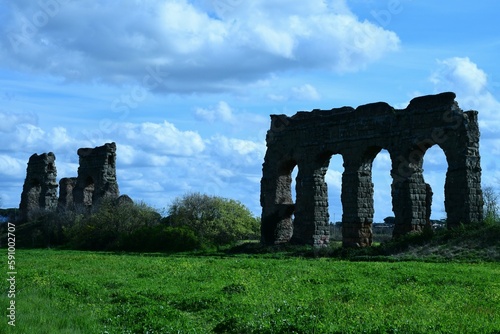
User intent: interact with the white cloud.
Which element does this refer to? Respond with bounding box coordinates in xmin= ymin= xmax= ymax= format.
xmin=430 ymin=57 xmax=500 ymax=135
xmin=373 ymin=151 xmax=391 ymax=170
xmin=291 ymin=84 xmax=321 ymax=100
xmin=254 ymin=24 xmax=296 ymax=58
xmin=206 ymin=135 xmax=266 ymax=167
xmin=0 ymin=0 xmax=400 ymax=93
xmin=119 ymin=121 xmax=205 ymax=157
xmin=431 ymin=57 xmax=487 ymax=95
xmin=0 ymin=118 xmax=81 ymax=155
xmin=195 ymin=101 xmax=234 ymax=123
xmin=0 ymin=111 xmax=38 ymax=132
xmin=0 ymin=155 xmax=25 ymax=177
xmin=325 ymin=169 xmax=342 ymax=190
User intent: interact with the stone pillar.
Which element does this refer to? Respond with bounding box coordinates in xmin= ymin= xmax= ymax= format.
xmin=260 ymin=160 xmax=295 ymax=245
xmin=292 ymin=162 xmax=330 ymax=246
xmin=341 ymin=157 xmax=373 ymax=247
xmin=19 ymin=152 xmax=58 ymax=221
xmin=444 ymin=111 xmax=483 ymax=226
xmin=392 ymin=156 xmax=428 ymax=237
xmin=445 ymin=155 xmax=483 ymax=227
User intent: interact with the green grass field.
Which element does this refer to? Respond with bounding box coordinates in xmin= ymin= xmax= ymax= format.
xmin=1 ymin=249 xmax=499 ymax=333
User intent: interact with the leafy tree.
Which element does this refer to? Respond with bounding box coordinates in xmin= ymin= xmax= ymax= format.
xmin=383 ymin=217 xmax=395 ymax=225
xmin=483 ymin=186 xmax=499 ymax=224
xmin=167 ymin=193 xmax=260 ymax=247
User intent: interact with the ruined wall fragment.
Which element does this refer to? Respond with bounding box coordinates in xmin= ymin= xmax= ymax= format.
xmin=72 ymin=142 xmax=119 ymax=211
xmin=19 ymin=152 xmax=58 ymax=221
xmin=261 ymin=92 xmax=483 ymax=247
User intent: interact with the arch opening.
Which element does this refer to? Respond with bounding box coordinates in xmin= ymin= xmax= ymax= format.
xmin=277 ymin=160 xmax=296 ymax=206
xmin=372 ymin=148 xmax=395 ymax=242
xmin=422 ymin=145 xmax=448 ymax=228
xmin=324 ymin=154 xmax=344 ymax=241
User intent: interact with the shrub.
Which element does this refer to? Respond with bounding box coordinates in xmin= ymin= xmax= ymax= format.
xmin=7 ymin=209 xmax=75 ymax=248
xmin=120 ymin=225 xmax=201 ymax=252
xmin=65 ymin=199 xmax=161 ymax=251
xmin=167 ymin=193 xmax=260 ymax=247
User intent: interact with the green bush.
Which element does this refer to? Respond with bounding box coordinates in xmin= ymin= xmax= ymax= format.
xmin=167 ymin=192 xmax=260 ymax=247
xmin=121 ymin=225 xmax=201 ymax=252
xmin=7 ymin=209 xmax=75 ymax=248
xmin=64 ymin=199 xmax=161 ymax=251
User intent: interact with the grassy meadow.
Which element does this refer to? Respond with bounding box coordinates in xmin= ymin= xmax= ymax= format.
xmin=1 ymin=249 xmax=499 ymax=333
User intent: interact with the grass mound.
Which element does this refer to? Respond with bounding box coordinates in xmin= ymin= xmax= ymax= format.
xmin=227 ymin=222 xmax=500 ymax=262
xmin=381 ymin=222 xmax=500 ymax=262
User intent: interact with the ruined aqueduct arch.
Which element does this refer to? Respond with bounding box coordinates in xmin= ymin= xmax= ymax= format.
xmin=260 ymin=92 xmax=483 ymax=247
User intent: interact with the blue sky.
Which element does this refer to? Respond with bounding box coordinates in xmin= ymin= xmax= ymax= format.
xmin=1 ymin=0 xmax=499 ymax=222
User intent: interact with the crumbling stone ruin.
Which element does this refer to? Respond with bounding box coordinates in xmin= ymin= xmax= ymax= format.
xmin=60 ymin=142 xmax=119 ymax=212
xmin=19 ymin=142 xmax=120 ymax=220
xmin=19 ymin=152 xmax=58 ymax=221
xmin=260 ymin=92 xmax=483 ymax=247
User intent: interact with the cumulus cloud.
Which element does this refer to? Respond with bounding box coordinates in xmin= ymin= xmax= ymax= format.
xmin=0 ymin=0 xmax=399 ymax=93
xmin=195 ymin=101 xmax=234 ymax=123
xmin=430 ymin=57 xmax=500 ymax=134
xmin=0 ymin=117 xmax=79 ymax=155
xmin=0 ymin=155 xmax=26 ymax=178
xmin=112 ymin=133 xmax=266 ymax=212
xmin=206 ymin=134 xmax=266 ymax=168
xmin=119 ymin=121 xmax=205 ymax=157
xmin=0 ymin=111 xmax=38 ymax=133
xmin=431 ymin=57 xmax=488 ymax=95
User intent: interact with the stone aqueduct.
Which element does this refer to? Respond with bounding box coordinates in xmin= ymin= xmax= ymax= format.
xmin=260 ymin=92 xmax=483 ymax=247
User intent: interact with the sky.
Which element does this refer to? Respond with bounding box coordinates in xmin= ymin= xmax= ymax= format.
xmin=0 ymin=0 xmax=499 ymax=222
